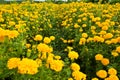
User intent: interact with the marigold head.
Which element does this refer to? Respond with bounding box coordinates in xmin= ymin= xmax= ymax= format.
xmin=70 ymin=63 xmax=80 ymax=71
xmin=95 ymin=54 xmax=103 ymax=61
xmin=101 ymin=58 xmax=110 ymax=66
xmin=7 ymin=58 xmax=20 ymax=69
xmin=96 ymin=70 xmax=107 ymax=79
xmin=43 ymin=37 xmax=51 ymax=44
xmin=116 ymin=46 xmax=120 ymax=53
xmin=108 ymin=68 xmax=117 ymax=75
xmin=34 ymin=35 xmax=43 ymax=41
xmin=68 ymin=51 xmax=79 ymax=60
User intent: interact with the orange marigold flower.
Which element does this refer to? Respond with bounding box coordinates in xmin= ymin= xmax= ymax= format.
xmin=101 ymin=58 xmax=110 ymax=66
xmin=95 ymin=54 xmax=103 ymax=61
xmin=108 ymin=68 xmax=117 ymax=75
xmin=96 ymin=70 xmax=107 ymax=79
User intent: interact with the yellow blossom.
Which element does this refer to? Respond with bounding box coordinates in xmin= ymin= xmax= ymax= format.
xmin=71 ymin=63 xmax=80 ymax=71
xmin=116 ymin=46 xmax=120 ymax=53
xmin=34 ymin=35 xmax=43 ymax=41
xmin=108 ymin=68 xmax=117 ymax=75
xmin=50 ymin=36 xmax=55 ymax=40
xmin=7 ymin=58 xmax=20 ymax=69
xmin=96 ymin=70 xmax=107 ymax=79
xmin=68 ymin=51 xmax=79 ymax=60
xmin=82 ymin=33 xmax=88 ymax=38
xmin=101 ymin=58 xmax=110 ymax=66
xmin=95 ymin=54 xmax=103 ymax=61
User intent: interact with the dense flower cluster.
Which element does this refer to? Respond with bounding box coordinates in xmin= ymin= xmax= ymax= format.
xmin=0 ymin=1 xmax=120 ymax=80
xmin=7 ymin=58 xmax=39 ymax=75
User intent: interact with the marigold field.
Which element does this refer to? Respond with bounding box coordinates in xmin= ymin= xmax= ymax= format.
xmin=0 ymin=1 xmax=120 ymax=80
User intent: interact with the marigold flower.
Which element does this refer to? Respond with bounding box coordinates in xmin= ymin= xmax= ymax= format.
xmin=101 ymin=58 xmax=110 ymax=66
xmin=116 ymin=46 xmax=120 ymax=53
xmin=82 ymin=33 xmax=88 ymax=38
xmin=104 ymin=33 xmax=113 ymax=39
xmin=72 ymin=71 xmax=86 ymax=80
xmin=111 ymin=51 xmax=119 ymax=57
xmin=8 ymin=30 xmax=19 ymax=39
xmin=108 ymin=75 xmax=119 ymax=80
xmin=108 ymin=68 xmax=117 ymax=75
xmin=26 ymin=43 xmax=31 ymax=48
xmin=7 ymin=58 xmax=20 ymax=69
xmin=43 ymin=37 xmax=51 ymax=44
xmin=18 ymin=58 xmax=39 ymax=74
xmin=50 ymin=36 xmax=55 ymax=40
xmin=96 ymin=70 xmax=107 ymax=79
xmin=37 ymin=43 xmax=53 ymax=53
xmin=74 ymin=23 xmax=79 ymax=28
xmin=34 ymin=35 xmax=43 ymax=41
xmin=91 ymin=77 xmax=99 ymax=80
xmin=50 ymin=60 xmax=64 ymax=72
xmin=68 ymin=51 xmax=79 ymax=60
xmin=68 ymin=78 xmax=73 ymax=80
xmin=95 ymin=54 xmax=103 ymax=61
xmin=82 ymin=24 xmax=87 ymax=27
xmin=71 ymin=63 xmax=80 ymax=71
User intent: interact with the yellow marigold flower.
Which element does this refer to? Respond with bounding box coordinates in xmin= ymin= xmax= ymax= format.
xmin=37 ymin=43 xmax=53 ymax=53
xmin=50 ymin=60 xmax=64 ymax=72
xmin=74 ymin=23 xmax=80 ymax=28
xmin=108 ymin=75 xmax=119 ymax=80
xmin=111 ymin=51 xmax=119 ymax=57
xmin=68 ymin=78 xmax=73 ymax=80
xmin=91 ymin=77 xmax=99 ymax=80
xmin=117 ymin=37 xmax=120 ymax=43
xmin=116 ymin=46 xmax=120 ymax=53
xmin=102 ymin=26 xmax=108 ymax=30
xmin=95 ymin=54 xmax=103 ymax=61
xmin=104 ymin=33 xmax=113 ymax=39
xmin=105 ymin=40 xmax=111 ymax=45
xmin=7 ymin=58 xmax=20 ymax=69
xmin=108 ymin=68 xmax=117 ymax=75
xmin=101 ymin=58 xmax=110 ymax=66
xmin=71 ymin=63 xmax=80 ymax=71
xmin=79 ymin=38 xmax=86 ymax=45
xmin=110 ymin=21 xmax=115 ymax=26
xmin=91 ymin=26 xmax=96 ymax=30
xmin=63 ymin=40 xmax=67 ymax=43
xmin=82 ymin=24 xmax=87 ymax=27
xmin=18 ymin=58 xmax=39 ymax=74
xmin=92 ymin=18 xmax=97 ymax=22
xmin=68 ymin=51 xmax=79 ymax=60
xmin=8 ymin=30 xmax=19 ymax=39
xmin=34 ymin=35 xmax=43 ymax=41
xmin=96 ymin=17 xmax=101 ymax=21
xmin=96 ymin=70 xmax=107 ymax=79
xmin=87 ymin=37 xmax=93 ymax=43
xmin=82 ymin=17 xmax=87 ymax=21
xmin=43 ymin=37 xmax=51 ymax=44
xmin=50 ymin=36 xmax=55 ymax=40
xmin=9 ymin=21 xmax=15 ymax=26
xmin=99 ymin=30 xmax=106 ymax=35
xmin=77 ymin=19 xmax=81 ymax=23
xmin=82 ymin=33 xmax=88 ymax=38
xmin=72 ymin=71 xmax=86 ymax=80
xmin=93 ymin=36 xmax=104 ymax=42
xmin=111 ymin=39 xmax=118 ymax=44
xmin=26 ymin=43 xmax=31 ymax=48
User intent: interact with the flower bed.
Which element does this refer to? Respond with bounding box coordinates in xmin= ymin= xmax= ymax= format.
xmin=0 ymin=1 xmax=120 ymax=80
